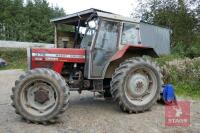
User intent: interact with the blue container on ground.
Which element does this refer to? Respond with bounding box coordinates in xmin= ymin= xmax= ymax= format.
xmin=162 ymin=84 xmax=177 ymax=105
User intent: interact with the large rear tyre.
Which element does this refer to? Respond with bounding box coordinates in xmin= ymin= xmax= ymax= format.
xmin=111 ymin=57 xmax=163 ymax=113
xmin=11 ymin=68 xmax=70 ymax=124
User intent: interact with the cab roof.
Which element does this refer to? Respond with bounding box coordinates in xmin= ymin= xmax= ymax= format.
xmin=51 ymin=8 xmax=139 ymax=25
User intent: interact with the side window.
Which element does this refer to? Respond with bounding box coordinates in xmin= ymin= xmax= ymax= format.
xmin=121 ymin=23 xmax=138 ymax=45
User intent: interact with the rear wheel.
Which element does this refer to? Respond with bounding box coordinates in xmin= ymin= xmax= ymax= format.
xmin=11 ymin=68 xmax=70 ymax=124
xmin=111 ymin=57 xmax=162 ymax=113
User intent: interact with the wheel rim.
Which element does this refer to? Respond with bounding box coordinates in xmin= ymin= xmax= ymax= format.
xmin=20 ymin=79 xmax=58 ymax=117
xmin=124 ymin=66 xmax=158 ymax=106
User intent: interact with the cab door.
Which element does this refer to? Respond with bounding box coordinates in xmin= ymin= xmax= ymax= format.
xmin=89 ymin=20 xmax=120 ymax=78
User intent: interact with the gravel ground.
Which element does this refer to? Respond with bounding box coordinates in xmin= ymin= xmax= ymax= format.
xmin=0 ymin=69 xmax=200 ymax=133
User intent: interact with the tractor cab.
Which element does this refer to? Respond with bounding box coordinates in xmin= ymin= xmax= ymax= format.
xmin=51 ymin=8 xmax=141 ymax=78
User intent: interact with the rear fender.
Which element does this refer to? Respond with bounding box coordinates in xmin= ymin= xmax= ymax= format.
xmin=111 ymin=45 xmax=158 ymax=61
xmin=104 ymin=45 xmax=158 ymax=78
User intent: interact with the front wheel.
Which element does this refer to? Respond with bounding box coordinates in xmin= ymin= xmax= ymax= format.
xmin=111 ymin=57 xmax=163 ymax=113
xmin=11 ymin=68 xmax=70 ymax=124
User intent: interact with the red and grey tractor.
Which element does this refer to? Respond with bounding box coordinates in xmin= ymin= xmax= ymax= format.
xmin=11 ymin=9 xmax=170 ymax=124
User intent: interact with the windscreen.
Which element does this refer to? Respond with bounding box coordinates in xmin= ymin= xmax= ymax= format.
xmin=80 ymin=19 xmax=98 ymax=48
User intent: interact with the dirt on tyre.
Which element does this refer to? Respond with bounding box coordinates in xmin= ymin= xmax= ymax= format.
xmin=11 ymin=68 xmax=70 ymax=124
xmin=111 ymin=57 xmax=163 ymax=113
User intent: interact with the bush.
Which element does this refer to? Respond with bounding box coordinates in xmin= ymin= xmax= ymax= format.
xmin=159 ymin=56 xmax=200 ymax=99
xmin=156 ymin=54 xmax=182 ymax=66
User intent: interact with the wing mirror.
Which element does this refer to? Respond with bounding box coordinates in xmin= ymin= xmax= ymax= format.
xmin=88 ymin=20 xmax=97 ymax=29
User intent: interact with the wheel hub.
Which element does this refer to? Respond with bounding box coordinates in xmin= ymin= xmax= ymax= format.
xmin=34 ymin=88 xmax=49 ymax=104
xmin=24 ymin=82 xmax=56 ymax=115
xmin=128 ymin=73 xmax=149 ymax=97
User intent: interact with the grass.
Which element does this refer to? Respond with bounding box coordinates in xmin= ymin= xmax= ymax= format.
xmin=174 ymin=82 xmax=200 ymax=100
xmin=0 ymin=48 xmax=27 ymax=70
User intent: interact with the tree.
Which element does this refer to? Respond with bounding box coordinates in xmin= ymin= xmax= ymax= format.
xmin=132 ymin=0 xmax=198 ymax=53
xmin=0 ymin=0 xmax=65 ymax=43
xmin=196 ymin=0 xmax=200 ymax=32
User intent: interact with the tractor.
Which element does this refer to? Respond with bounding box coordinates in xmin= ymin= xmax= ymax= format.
xmin=11 ymin=9 xmax=170 ymax=124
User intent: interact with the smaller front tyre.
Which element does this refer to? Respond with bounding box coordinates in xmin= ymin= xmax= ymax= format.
xmin=111 ymin=57 xmax=162 ymax=113
xmin=11 ymin=68 xmax=70 ymax=124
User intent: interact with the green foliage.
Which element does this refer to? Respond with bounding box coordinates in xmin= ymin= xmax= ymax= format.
xmin=172 ymin=36 xmax=200 ymax=58
xmin=168 ymin=61 xmax=200 ymax=99
xmin=0 ymin=48 xmax=27 ymax=70
xmin=0 ymin=0 xmax=65 ymax=43
xmin=157 ymin=56 xmax=200 ymax=99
